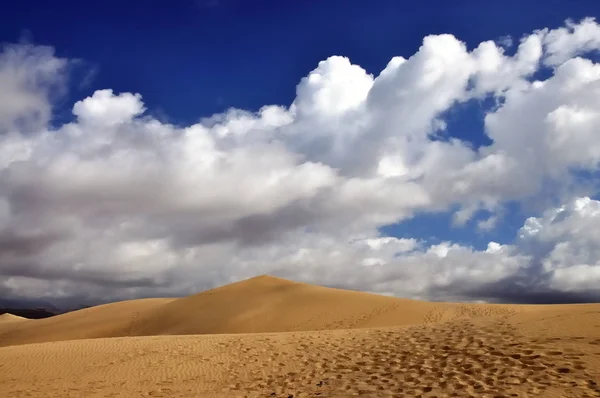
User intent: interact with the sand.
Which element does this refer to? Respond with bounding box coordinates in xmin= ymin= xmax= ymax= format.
xmin=1 ymin=276 xmax=599 ymax=397
xmin=0 ymin=313 xmax=27 ymax=323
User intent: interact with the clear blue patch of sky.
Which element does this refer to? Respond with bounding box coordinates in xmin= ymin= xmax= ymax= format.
xmin=380 ymin=201 xmax=529 ymax=251
xmin=433 ymin=95 xmax=497 ymax=149
xmin=571 ymin=169 xmax=600 ymax=200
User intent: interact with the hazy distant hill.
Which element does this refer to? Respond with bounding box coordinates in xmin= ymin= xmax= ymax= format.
xmin=0 ymin=298 xmax=62 ymax=312
xmin=0 ymin=308 xmax=59 ymax=319
xmin=0 ymin=298 xmax=63 ymax=319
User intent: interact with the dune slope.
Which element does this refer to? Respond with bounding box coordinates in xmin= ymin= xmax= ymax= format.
xmin=1 ymin=304 xmax=599 ymax=397
xmin=1 ymin=276 xmax=600 ymax=397
xmin=0 ymin=313 xmax=27 ymax=323
xmin=0 ymin=298 xmax=173 ymax=347
xmin=129 ymin=275 xmax=444 ymax=336
xmin=0 ymin=275 xmax=529 ymax=348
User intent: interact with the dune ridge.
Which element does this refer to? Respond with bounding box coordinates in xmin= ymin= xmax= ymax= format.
xmin=0 ymin=313 xmax=27 ymax=323
xmin=0 ymin=275 xmax=526 ymax=347
xmin=1 ymin=275 xmax=599 ymax=397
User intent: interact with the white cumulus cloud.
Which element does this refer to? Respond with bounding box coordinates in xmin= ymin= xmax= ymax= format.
xmin=1 ymin=18 xmax=600 ymax=306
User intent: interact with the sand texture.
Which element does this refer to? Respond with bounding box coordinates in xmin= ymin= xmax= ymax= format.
xmin=0 ymin=313 xmax=27 ymax=323
xmin=1 ymin=276 xmax=599 ymax=397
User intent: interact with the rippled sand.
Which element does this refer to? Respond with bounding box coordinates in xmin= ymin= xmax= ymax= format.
xmin=1 ymin=276 xmax=599 ymax=397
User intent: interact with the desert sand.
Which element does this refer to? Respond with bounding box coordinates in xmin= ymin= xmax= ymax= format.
xmin=0 ymin=313 xmax=27 ymax=323
xmin=1 ymin=275 xmax=599 ymax=397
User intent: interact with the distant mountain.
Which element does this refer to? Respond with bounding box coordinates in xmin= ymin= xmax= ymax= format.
xmin=0 ymin=297 xmax=62 ymax=312
xmin=0 ymin=307 xmax=59 ymax=319
xmin=0 ymin=297 xmax=65 ymax=319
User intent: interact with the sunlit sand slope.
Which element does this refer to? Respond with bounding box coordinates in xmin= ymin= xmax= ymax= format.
xmin=0 ymin=313 xmax=27 ymax=323
xmin=0 ymin=275 xmax=522 ymax=347
xmin=0 ymin=298 xmax=173 ymax=347
xmin=1 ymin=305 xmax=599 ymax=397
xmin=1 ymin=276 xmax=599 ymax=397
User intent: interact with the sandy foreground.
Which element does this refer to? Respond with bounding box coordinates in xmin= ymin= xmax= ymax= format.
xmin=1 ymin=276 xmax=599 ymax=397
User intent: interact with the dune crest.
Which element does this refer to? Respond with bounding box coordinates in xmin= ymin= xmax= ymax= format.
xmin=0 ymin=275 xmax=518 ymax=347
xmin=0 ymin=313 xmax=27 ymax=323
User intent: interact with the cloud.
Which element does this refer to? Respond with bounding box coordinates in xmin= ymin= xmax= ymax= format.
xmin=0 ymin=19 xmax=600 ymax=305
xmin=476 ymin=215 xmax=498 ymax=232
xmin=240 ymin=196 xmax=600 ymax=304
xmin=496 ymin=35 xmax=514 ymax=49
xmin=72 ymin=89 xmax=146 ymax=126
xmin=517 ymin=197 xmax=600 ymax=293
xmin=542 ymin=17 xmax=600 ymax=66
xmin=0 ymin=43 xmax=68 ymax=133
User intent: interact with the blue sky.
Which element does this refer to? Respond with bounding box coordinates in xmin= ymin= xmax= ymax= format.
xmin=2 ymin=0 xmax=600 ymax=304
xmin=1 ymin=0 xmax=594 ymax=123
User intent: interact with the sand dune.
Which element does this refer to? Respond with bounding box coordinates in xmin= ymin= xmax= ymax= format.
xmin=1 ymin=275 xmax=599 ymax=397
xmin=0 ymin=313 xmax=27 ymax=323
xmin=0 ymin=275 xmax=528 ymax=347
xmin=0 ymin=298 xmax=174 ymax=347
